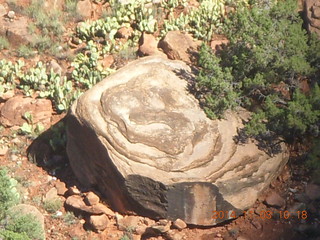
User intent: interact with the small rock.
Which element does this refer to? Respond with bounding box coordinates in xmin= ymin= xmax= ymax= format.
xmin=142 ymin=217 xmax=155 ymax=226
xmin=10 ymin=154 xmax=19 ymax=161
xmin=135 ymin=225 xmax=147 ymax=235
xmin=0 ymin=4 xmax=7 ymax=17
xmin=305 ymin=183 xmax=320 ymax=200
xmin=7 ymin=10 xmax=15 ymax=19
xmin=251 ymin=219 xmax=262 ymax=230
xmin=84 ymin=191 xmax=100 ymax=206
xmin=54 ymin=181 xmax=68 ymax=196
xmin=67 ymin=186 xmax=81 ymax=195
xmin=47 ymin=59 xmax=62 ymax=76
xmin=56 ymin=211 xmax=63 ymax=217
xmin=44 ymin=187 xmax=59 ymax=202
xmin=47 ymin=175 xmax=54 ymax=182
xmin=115 ymin=212 xmax=123 ymax=222
xmin=0 ymin=146 xmax=8 ymax=156
xmin=0 ymin=96 xmax=53 ymax=127
xmin=91 ymin=203 xmax=115 ymax=216
xmin=0 ymin=16 xmax=34 ymax=47
xmin=313 ymin=5 xmax=320 ymax=19
xmin=159 ymin=31 xmax=200 ymax=63
xmin=89 ymin=214 xmax=109 ymax=231
xmin=99 ymin=55 xmax=114 ymax=69
xmin=138 ymin=32 xmax=165 ymax=57
xmin=117 ymin=215 xmax=141 ymax=231
xmin=71 ymin=36 xmax=82 ymax=46
xmin=289 ymin=187 xmax=298 ymax=193
xmin=76 ymin=0 xmax=93 ymax=19
xmin=65 ymin=195 xmax=86 ymax=210
xmin=116 ymin=26 xmax=134 ymax=39
xmin=0 ymin=90 xmax=15 ymax=101
xmin=264 ymin=191 xmax=285 ymax=208
xmin=151 ymin=220 xmax=171 ymax=233
xmin=166 ymin=230 xmax=185 ymax=240
xmin=158 ymin=219 xmax=169 ymax=226
xmin=173 ymin=218 xmax=187 ymax=230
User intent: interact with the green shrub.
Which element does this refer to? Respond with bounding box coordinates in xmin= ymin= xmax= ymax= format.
xmin=196 ymin=44 xmax=239 ymax=118
xmin=0 ymin=169 xmax=20 ymax=219
xmin=0 ymin=230 xmax=30 ymax=240
xmin=16 ymin=45 xmax=35 ymax=58
xmin=197 ymin=0 xmax=320 ymax=142
xmin=3 ymin=212 xmax=44 ymax=240
xmin=63 ymin=212 xmax=78 ymax=226
xmin=43 ymin=198 xmax=62 ymax=213
xmin=0 ymin=36 xmax=10 ymax=50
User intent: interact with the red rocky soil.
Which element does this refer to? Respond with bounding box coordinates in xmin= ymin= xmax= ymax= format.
xmin=0 ymin=0 xmax=319 ymax=239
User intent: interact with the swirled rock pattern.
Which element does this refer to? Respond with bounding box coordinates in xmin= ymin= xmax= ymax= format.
xmin=67 ymin=56 xmax=289 ymax=226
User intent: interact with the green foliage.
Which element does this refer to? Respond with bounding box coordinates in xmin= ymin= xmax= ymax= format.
xmin=0 ymin=169 xmax=20 ymax=219
xmin=64 ymin=0 xmax=79 ymax=20
xmin=307 ymin=138 xmax=320 ymax=170
xmin=25 ymin=0 xmax=64 ymax=36
xmin=19 ymin=112 xmax=45 ymax=139
xmin=0 ymin=230 xmax=30 ymax=240
xmin=63 ymin=212 xmax=78 ymax=226
xmin=196 ymin=44 xmax=239 ymax=118
xmin=0 ymin=60 xmax=24 ymax=97
xmin=223 ymin=0 xmax=313 ymax=85
xmin=161 ymin=0 xmax=225 ymax=41
xmin=19 ymin=61 xmax=50 ymax=97
xmin=43 ymin=198 xmax=62 ymax=213
xmin=16 ymin=45 xmax=35 ymax=58
xmin=244 ymin=110 xmax=267 ymax=136
xmin=50 ymin=74 xmax=83 ymax=112
xmin=0 ymin=36 xmax=10 ymax=50
xmin=22 ymin=0 xmax=66 ymax=55
xmin=197 ymin=0 xmax=320 ymax=143
xmin=71 ymin=41 xmax=114 ymax=89
xmin=3 ymin=211 xmax=44 ymax=240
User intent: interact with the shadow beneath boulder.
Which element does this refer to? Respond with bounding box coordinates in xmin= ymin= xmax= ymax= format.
xmin=26 ymin=115 xmax=83 ymax=190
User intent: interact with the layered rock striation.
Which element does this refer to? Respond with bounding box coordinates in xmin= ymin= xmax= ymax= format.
xmin=67 ymin=56 xmax=289 ymax=226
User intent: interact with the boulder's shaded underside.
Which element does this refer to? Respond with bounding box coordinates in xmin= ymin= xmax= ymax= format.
xmin=67 ymin=56 xmax=289 ymax=226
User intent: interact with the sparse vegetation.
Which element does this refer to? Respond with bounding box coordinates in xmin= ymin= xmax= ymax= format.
xmin=1 ymin=211 xmax=44 ymax=240
xmin=0 ymin=169 xmax=44 ymax=240
xmin=196 ymin=0 xmax=320 ymax=166
xmin=43 ymin=198 xmax=62 ymax=213
xmin=19 ymin=112 xmax=45 ymax=139
xmin=0 ymin=0 xmax=319 ymax=238
xmin=0 ymin=37 xmax=10 ymax=50
xmin=0 ymin=169 xmax=20 ymax=219
xmin=63 ymin=212 xmax=78 ymax=226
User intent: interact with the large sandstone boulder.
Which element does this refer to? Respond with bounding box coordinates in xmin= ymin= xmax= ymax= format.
xmin=67 ymin=56 xmax=289 ymax=226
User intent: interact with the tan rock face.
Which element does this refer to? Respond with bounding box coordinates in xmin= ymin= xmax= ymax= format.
xmin=67 ymin=56 xmax=289 ymax=226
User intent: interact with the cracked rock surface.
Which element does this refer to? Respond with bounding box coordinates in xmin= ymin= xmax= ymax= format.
xmin=67 ymin=56 xmax=289 ymax=226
